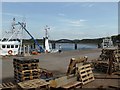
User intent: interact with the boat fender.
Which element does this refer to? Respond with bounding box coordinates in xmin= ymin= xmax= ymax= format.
xmin=8 ymin=50 xmax=13 ymax=55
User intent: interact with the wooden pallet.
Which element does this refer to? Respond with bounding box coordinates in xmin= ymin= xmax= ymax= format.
xmin=13 ymin=58 xmax=39 ymax=64
xmin=13 ymin=62 xmax=39 ymax=67
xmin=14 ymin=66 xmax=39 ymax=70
xmin=66 ymin=57 xmax=87 ymax=76
xmin=14 ymin=72 xmax=40 ymax=78
xmin=78 ymin=64 xmax=94 ymax=85
xmin=14 ymin=74 xmax=39 ymax=81
xmin=0 ymin=82 xmax=16 ymax=90
xmin=18 ymin=79 xmax=49 ymax=89
xmin=14 ymin=69 xmax=40 ymax=74
xmin=13 ymin=62 xmax=39 ymax=71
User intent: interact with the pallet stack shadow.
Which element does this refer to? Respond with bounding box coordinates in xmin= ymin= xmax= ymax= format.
xmin=13 ymin=58 xmax=40 ymax=82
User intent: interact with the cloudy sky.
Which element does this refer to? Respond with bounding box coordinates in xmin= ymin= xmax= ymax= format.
xmin=1 ymin=1 xmax=118 ymax=40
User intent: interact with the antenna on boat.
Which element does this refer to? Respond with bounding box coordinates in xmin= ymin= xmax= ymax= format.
xmin=19 ymin=16 xmax=26 ymax=55
xmin=11 ymin=17 xmax=16 ymax=34
xmin=44 ymin=25 xmax=50 ymax=52
xmin=45 ymin=25 xmax=50 ymax=38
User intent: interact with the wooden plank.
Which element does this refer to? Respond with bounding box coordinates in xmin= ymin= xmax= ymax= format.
xmin=2 ymin=83 xmax=8 ymax=88
xmin=108 ymin=85 xmax=120 ymax=89
xmin=49 ymin=75 xmax=78 ymax=88
xmin=78 ymin=64 xmax=91 ymax=70
xmin=61 ymin=81 xmax=82 ymax=89
xmin=87 ymin=71 xmax=93 ymax=74
xmin=85 ymin=68 xmax=92 ymax=71
xmin=18 ymin=79 xmax=49 ymax=89
xmin=80 ymin=73 xmax=88 ymax=77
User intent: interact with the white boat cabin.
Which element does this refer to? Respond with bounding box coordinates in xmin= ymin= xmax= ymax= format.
xmin=0 ymin=40 xmax=20 ymax=56
xmin=102 ymin=37 xmax=114 ymax=48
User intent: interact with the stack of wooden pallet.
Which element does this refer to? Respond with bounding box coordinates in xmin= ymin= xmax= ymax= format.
xmin=94 ymin=48 xmax=120 ymax=74
xmin=13 ymin=58 xmax=40 ymax=82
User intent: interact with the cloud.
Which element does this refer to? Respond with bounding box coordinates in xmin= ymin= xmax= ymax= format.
xmin=63 ymin=3 xmax=80 ymax=8
xmin=82 ymin=3 xmax=94 ymax=7
xmin=59 ymin=18 xmax=87 ymax=27
xmin=80 ymin=19 xmax=87 ymax=22
xmin=88 ymin=4 xmax=94 ymax=7
xmin=68 ymin=19 xmax=87 ymax=27
xmin=58 ymin=13 xmax=65 ymax=16
xmin=2 ymin=13 xmax=24 ymax=17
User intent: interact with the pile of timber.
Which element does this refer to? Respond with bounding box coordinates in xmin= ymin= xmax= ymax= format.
xmin=66 ymin=56 xmax=95 ymax=85
xmin=94 ymin=48 xmax=120 ymax=74
xmin=49 ymin=56 xmax=95 ymax=89
xmin=49 ymin=75 xmax=82 ymax=89
xmin=66 ymin=56 xmax=88 ymax=76
xmin=13 ymin=58 xmax=40 ymax=82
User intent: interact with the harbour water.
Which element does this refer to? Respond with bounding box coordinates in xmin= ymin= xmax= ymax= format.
xmin=32 ymin=43 xmax=98 ymax=51
xmin=50 ymin=43 xmax=98 ymax=51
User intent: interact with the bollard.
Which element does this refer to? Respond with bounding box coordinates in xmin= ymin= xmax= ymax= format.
xmin=75 ymin=43 xmax=77 ymax=50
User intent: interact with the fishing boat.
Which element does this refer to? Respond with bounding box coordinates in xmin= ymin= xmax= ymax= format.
xmin=43 ymin=25 xmax=59 ymax=53
xmin=101 ymin=37 xmax=114 ymax=49
xmin=43 ymin=25 xmax=51 ymax=53
xmin=0 ymin=18 xmax=23 ymax=56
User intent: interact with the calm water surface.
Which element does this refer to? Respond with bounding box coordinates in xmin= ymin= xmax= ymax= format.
xmin=51 ymin=43 xmax=97 ymax=51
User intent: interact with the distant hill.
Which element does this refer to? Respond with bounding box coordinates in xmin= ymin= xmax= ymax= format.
xmin=23 ymin=34 xmax=120 ymax=45
xmin=56 ymin=39 xmax=74 ymax=43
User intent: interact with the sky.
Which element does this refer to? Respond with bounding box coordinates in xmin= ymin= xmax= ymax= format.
xmin=1 ymin=1 xmax=118 ymax=40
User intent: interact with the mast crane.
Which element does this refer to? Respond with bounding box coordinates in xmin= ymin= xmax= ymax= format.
xmin=18 ymin=22 xmax=44 ymax=53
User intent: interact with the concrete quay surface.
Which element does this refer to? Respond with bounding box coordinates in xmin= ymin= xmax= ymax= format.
xmin=1 ymin=49 xmax=101 ymax=83
xmin=1 ymin=49 xmax=119 ymax=89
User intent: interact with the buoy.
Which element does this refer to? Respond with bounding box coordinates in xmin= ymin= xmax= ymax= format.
xmin=8 ymin=50 xmax=13 ymax=55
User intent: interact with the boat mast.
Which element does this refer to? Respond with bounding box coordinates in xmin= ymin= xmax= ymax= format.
xmin=19 ymin=19 xmax=25 ymax=55
xmin=44 ymin=25 xmax=50 ymax=52
xmin=11 ymin=17 xmax=24 ymax=54
xmin=45 ymin=25 xmax=50 ymax=38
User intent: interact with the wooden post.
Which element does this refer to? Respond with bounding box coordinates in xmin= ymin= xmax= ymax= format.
xmin=74 ymin=43 xmax=77 ymax=50
xmin=52 ymin=42 xmax=56 ymax=49
xmin=23 ymin=45 xmax=26 ymax=55
xmin=33 ymin=43 xmax=35 ymax=49
xmin=106 ymin=49 xmax=115 ymax=75
xmin=43 ymin=37 xmax=45 ymax=48
xmin=27 ymin=45 xmax=30 ymax=54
